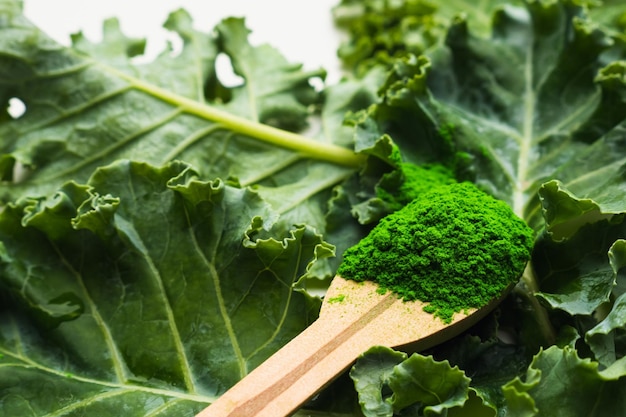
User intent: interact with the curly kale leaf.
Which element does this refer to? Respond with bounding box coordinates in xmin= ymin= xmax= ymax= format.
xmin=0 ymin=160 xmax=332 ymax=415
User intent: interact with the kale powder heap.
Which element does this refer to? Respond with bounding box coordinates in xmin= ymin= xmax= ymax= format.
xmin=337 ymin=182 xmax=534 ymax=323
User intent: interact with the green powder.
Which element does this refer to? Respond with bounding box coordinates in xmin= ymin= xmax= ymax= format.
xmin=337 ymin=182 xmax=534 ymax=323
xmin=377 ymin=163 xmax=456 ymax=212
xmin=327 ymin=294 xmax=347 ymax=304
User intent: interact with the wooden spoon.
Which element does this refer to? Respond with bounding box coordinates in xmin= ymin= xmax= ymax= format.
xmin=196 ymin=275 xmax=512 ymax=417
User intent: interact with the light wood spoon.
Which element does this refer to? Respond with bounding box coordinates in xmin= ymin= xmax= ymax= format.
xmin=196 ymin=275 xmax=512 ymax=417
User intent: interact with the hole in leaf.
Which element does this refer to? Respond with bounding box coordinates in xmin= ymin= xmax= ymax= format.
xmin=308 ymin=76 xmax=326 ymax=92
xmin=216 ymin=52 xmax=244 ymax=88
xmin=7 ymin=97 xmax=25 ymax=119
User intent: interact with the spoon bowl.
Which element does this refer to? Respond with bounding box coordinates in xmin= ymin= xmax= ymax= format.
xmin=197 ymin=275 xmax=512 ymax=417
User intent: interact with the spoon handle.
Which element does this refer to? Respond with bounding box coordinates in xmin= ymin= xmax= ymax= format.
xmin=196 ymin=276 xmax=484 ymax=417
xmin=196 ymin=319 xmax=362 ymax=416
xmin=196 ymin=281 xmax=399 ymax=417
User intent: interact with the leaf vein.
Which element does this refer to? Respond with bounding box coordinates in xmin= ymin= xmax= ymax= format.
xmin=41 ymin=108 xmax=183 ymax=183
xmin=24 ymin=84 xmax=133 ymax=133
xmin=113 ymin=215 xmax=198 ymax=393
xmin=50 ymin=240 xmax=128 ymax=383
xmin=245 ymin=240 xmax=303 ymax=361
xmin=183 ymin=206 xmax=247 ymax=378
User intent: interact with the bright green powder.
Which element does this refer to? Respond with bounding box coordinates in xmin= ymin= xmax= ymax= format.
xmin=337 ymin=181 xmax=534 ymax=323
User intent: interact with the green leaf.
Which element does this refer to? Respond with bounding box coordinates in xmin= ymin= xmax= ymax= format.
xmin=0 ymin=5 xmax=362 ymax=205
xmin=350 ymin=346 xmax=407 ymax=417
xmin=216 ymin=17 xmax=321 ymax=131
xmin=350 ymin=346 xmax=471 ymax=417
xmin=70 ymin=9 xmax=218 ymax=103
xmin=251 ymin=68 xmax=385 ymax=235
xmin=0 ymin=2 xmax=384 ymax=280
xmin=0 ymin=160 xmax=331 ymax=415
xmin=388 ymin=354 xmax=470 ymax=415
xmin=585 ymin=288 xmax=626 ymax=367
xmin=536 ymin=180 xmax=621 ymax=240
xmin=353 ymin=1 xmax=626 ymax=224
xmin=588 ymin=0 xmax=626 ymax=33
xmin=448 ymin=389 xmax=497 ymax=417
xmin=502 ymin=346 xmax=626 ymax=417
xmin=431 ymin=333 xmax=531 ymax=414
xmin=333 ymin=0 xmax=521 ymax=74
xmin=532 ymin=218 xmax=622 ymax=316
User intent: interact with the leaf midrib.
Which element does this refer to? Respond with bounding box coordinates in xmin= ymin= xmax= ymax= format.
xmin=100 ymin=63 xmax=365 ymax=168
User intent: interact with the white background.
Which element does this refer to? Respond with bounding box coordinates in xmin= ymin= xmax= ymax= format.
xmin=22 ymin=0 xmax=345 ymax=84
